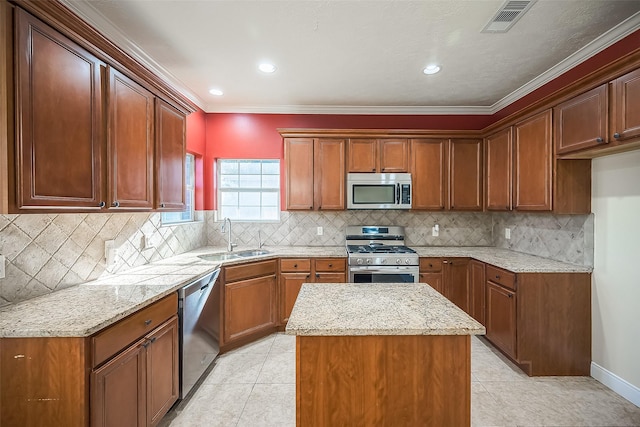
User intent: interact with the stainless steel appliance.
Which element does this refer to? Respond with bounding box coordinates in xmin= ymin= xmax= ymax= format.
xmin=177 ymin=268 xmax=220 ymax=399
xmin=346 ymin=225 xmax=419 ymax=282
xmin=347 ymin=173 xmax=412 ymax=209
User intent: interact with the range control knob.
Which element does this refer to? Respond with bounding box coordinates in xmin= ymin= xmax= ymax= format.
xmin=366 ymin=259 xmax=372 ymax=265
xmin=356 ymin=259 xmax=363 ymax=265
xmin=381 ymin=258 xmax=387 ymax=264
xmin=396 ymin=258 xmax=402 ymax=265
xmin=405 ymin=259 xmax=411 ymax=265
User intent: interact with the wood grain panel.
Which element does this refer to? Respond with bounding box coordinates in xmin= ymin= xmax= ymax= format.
xmin=1 ymin=337 xmax=90 ymax=427
xmin=409 ymin=139 xmax=447 ymax=210
xmin=314 ymin=138 xmax=345 ymax=210
xmin=280 ymin=272 xmax=310 ymax=323
xmin=224 ymin=274 xmax=277 ymax=342
xmin=419 ymin=272 xmax=443 ymax=295
xmin=485 ymin=265 xmax=516 ymax=291
xmin=486 ymin=281 xmax=517 ymax=360
xmin=449 ymin=139 xmax=483 ymax=210
xmin=485 ymin=128 xmax=513 ymax=211
xmin=296 ymin=335 xmax=470 ymax=426
xmin=514 ymin=110 xmax=553 ymax=211
xmin=612 ymin=68 xmax=640 ymax=142
xmin=419 ymin=257 xmax=443 ymax=272
xmin=379 ymin=138 xmax=409 ymax=172
xmin=314 ymin=258 xmax=346 ymax=272
xmin=155 ymin=99 xmax=186 ymax=210
xmin=347 ymin=138 xmax=377 ymax=172
xmin=469 ymin=260 xmax=486 ymax=325
xmin=224 ymin=259 xmax=277 ymax=283
xmin=146 ymin=317 xmax=179 ymax=427
xmin=284 ymin=138 xmax=314 ymax=210
xmin=444 ymin=258 xmax=470 ymax=313
xmin=280 ymin=258 xmax=311 ymax=272
xmin=0 ymin=1 xmax=13 ymax=213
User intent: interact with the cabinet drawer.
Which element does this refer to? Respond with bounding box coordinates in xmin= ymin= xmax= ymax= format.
xmin=314 ymin=258 xmax=346 ymax=272
xmin=419 ymin=258 xmax=442 ymax=272
xmin=225 ymin=259 xmax=277 ymax=282
xmin=280 ymin=258 xmax=311 ymax=273
xmin=92 ymin=293 xmax=177 ymax=368
xmin=486 ymin=265 xmax=516 ymax=290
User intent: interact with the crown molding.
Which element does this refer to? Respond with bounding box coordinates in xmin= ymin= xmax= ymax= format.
xmin=204 ymin=104 xmax=493 ymax=115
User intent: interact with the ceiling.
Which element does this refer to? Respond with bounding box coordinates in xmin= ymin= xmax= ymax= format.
xmin=61 ymin=0 xmax=640 ymax=115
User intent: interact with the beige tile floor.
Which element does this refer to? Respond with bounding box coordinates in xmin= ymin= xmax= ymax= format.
xmin=160 ymin=333 xmax=640 ymax=427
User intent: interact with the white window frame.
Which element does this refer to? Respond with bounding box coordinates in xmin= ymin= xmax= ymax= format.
xmin=161 ymin=153 xmax=196 ymax=225
xmin=217 ymin=159 xmax=280 ymax=222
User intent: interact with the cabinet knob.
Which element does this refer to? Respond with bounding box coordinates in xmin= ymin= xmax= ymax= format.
xmin=112 ymin=201 xmax=120 ymax=208
xmin=315 ymin=273 xmax=319 ymax=278
xmin=429 ymin=263 xmax=433 ymax=267
xmin=329 ymin=264 xmax=333 ymax=267
xmin=508 ymin=294 xmax=513 ymax=298
xmin=496 ymin=275 xmax=500 ymax=279
xmin=371 ymin=168 xmax=376 ymax=172
xmin=318 ymin=206 xmax=322 ymax=210
xmin=98 ymin=201 xmax=106 ymax=208
xmin=293 ymin=264 xmax=297 ymax=268
xmin=596 ymin=137 xmax=604 ymax=143
xmin=160 ymin=203 xmax=166 ymax=208
xmin=614 ymin=132 xmax=621 ymax=139
xmin=149 ymin=337 xmax=157 ymax=344
xmin=306 ymin=274 xmax=310 ymax=279
xmin=309 ymin=206 xmax=313 ymax=210
xmin=144 ymin=319 xmax=152 ymax=326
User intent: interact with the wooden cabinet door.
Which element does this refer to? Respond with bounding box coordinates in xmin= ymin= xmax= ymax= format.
xmin=486 ymin=281 xmax=517 ymax=359
xmin=108 ymin=68 xmax=155 ymax=210
xmin=554 ymin=84 xmax=608 ymax=154
xmin=410 ymin=139 xmax=447 ymax=210
xmin=347 ymin=139 xmax=377 ymax=172
xmin=92 ymin=340 xmax=146 ymax=427
xmin=419 ymin=273 xmax=443 ymax=295
xmin=155 ymin=99 xmax=186 ymax=211
xmin=315 ymin=272 xmax=346 ymax=282
xmin=379 ymin=139 xmax=409 ymax=172
xmin=469 ymin=260 xmax=486 ymax=325
xmin=314 ymin=138 xmax=345 ymax=210
xmin=280 ymin=272 xmax=311 ymax=324
xmin=449 ymin=139 xmax=483 ymax=210
xmin=611 ymin=68 xmax=640 ymax=142
xmin=285 ymin=138 xmax=314 ymax=210
xmin=224 ymin=274 xmax=277 ymax=343
xmin=444 ymin=259 xmax=470 ymax=313
xmin=485 ymin=128 xmax=512 ymax=211
xmin=514 ymin=110 xmax=552 ymax=211
xmin=146 ymin=317 xmax=179 ymax=427
xmin=15 ymin=9 xmax=105 ymax=210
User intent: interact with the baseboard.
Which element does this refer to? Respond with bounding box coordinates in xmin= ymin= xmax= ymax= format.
xmin=591 ymin=362 xmax=640 ymax=407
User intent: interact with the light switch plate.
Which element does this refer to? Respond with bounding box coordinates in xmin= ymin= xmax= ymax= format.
xmin=0 ymin=255 xmax=5 ymax=279
xmin=505 ymin=228 xmax=511 ymax=240
xmin=317 ymin=226 xmax=323 ymax=236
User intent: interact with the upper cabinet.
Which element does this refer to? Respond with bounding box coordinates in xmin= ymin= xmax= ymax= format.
xmin=485 ymin=128 xmax=512 ymax=211
xmin=348 ymin=138 xmax=409 ymax=173
xmin=611 ymin=68 xmax=640 ymax=143
xmin=285 ymin=137 xmax=345 ymax=210
xmin=2 ymin=4 xmax=192 ymax=214
xmin=514 ymin=110 xmax=553 ymax=211
xmin=449 ymin=139 xmax=483 ymax=211
xmin=14 ymin=9 xmax=105 ymax=210
xmin=155 ymin=99 xmax=186 ymax=211
xmin=554 ymin=84 xmax=608 ymax=155
xmin=410 ymin=138 xmax=482 ymax=211
xmin=107 ymin=68 xmax=155 ymax=210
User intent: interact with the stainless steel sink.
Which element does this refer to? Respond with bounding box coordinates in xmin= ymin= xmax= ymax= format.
xmin=198 ymin=249 xmax=270 ymax=262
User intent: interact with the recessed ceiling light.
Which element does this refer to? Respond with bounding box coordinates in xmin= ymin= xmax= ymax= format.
xmin=423 ymin=65 xmax=441 ymax=75
xmin=258 ymin=63 xmax=277 ymax=73
xmin=209 ymin=88 xmax=223 ymax=96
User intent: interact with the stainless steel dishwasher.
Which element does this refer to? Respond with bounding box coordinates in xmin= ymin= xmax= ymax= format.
xmin=178 ymin=268 xmax=220 ymax=399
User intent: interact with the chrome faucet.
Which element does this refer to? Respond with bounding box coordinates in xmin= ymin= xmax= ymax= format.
xmin=221 ymin=218 xmax=237 ymax=252
xmin=258 ymin=230 xmax=264 ymax=249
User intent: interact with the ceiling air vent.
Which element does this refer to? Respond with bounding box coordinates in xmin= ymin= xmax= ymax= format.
xmin=482 ymin=0 xmax=537 ymax=33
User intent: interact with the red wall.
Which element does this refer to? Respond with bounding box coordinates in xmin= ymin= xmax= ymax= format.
xmin=185 ymin=109 xmax=206 ymax=210
xmin=187 ymin=29 xmax=640 ymax=211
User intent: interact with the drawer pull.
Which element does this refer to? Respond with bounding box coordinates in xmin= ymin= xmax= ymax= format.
xmin=315 ymin=273 xmax=319 ymax=278
xmin=306 ymin=274 xmax=310 ymax=279
xmin=508 ymin=294 xmax=513 ymax=298
xmin=294 ymin=264 xmax=298 ymax=268
xmin=429 ymin=263 xmax=433 ymax=268
xmin=596 ymin=137 xmax=604 ymax=143
xmin=144 ymin=319 xmax=152 ymax=326
xmin=329 ymin=264 xmax=333 ymax=267
xmin=613 ymin=132 xmax=621 ymax=139
xmin=149 ymin=337 xmax=157 ymax=344
xmin=495 ymin=275 xmax=500 ymax=279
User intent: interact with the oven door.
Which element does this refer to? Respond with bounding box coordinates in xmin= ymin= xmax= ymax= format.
xmin=349 ymin=266 xmax=419 ymax=283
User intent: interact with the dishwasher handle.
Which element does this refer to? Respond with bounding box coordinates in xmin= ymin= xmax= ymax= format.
xmin=178 ymin=268 xmax=220 ymax=300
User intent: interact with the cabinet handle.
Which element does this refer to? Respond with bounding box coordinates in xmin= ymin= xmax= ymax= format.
xmin=112 ymin=201 xmax=120 ymax=208
xmin=144 ymin=319 xmax=152 ymax=326
xmin=329 ymin=264 xmax=333 ymax=267
xmin=306 ymin=274 xmax=310 ymax=279
xmin=508 ymin=294 xmax=513 ymax=298
xmin=142 ymin=341 xmax=151 ymax=348
xmin=98 ymin=201 xmax=106 ymax=208
xmin=294 ymin=264 xmax=297 ymax=268
xmin=613 ymin=132 xmax=621 ymax=139
xmin=160 ymin=203 xmax=166 ymax=208
xmin=495 ymin=275 xmax=500 ymax=279
xmin=381 ymin=167 xmax=385 ymax=171
xmin=149 ymin=337 xmax=157 ymax=344
xmin=318 ymin=206 xmax=322 ymax=210
xmin=315 ymin=273 xmax=320 ymax=278
xmin=596 ymin=137 xmax=604 ymax=143
xmin=371 ymin=168 xmax=376 ymax=172
xmin=429 ymin=263 xmax=433 ymax=268
xmin=309 ymin=206 xmax=313 ymax=210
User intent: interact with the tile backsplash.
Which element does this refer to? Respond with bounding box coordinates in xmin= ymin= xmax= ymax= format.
xmin=0 ymin=212 xmax=206 ymax=306
xmin=1 ymin=209 xmax=592 ymax=307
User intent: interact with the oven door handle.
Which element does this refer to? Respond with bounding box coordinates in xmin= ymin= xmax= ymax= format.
xmin=349 ymin=266 xmax=418 ymax=273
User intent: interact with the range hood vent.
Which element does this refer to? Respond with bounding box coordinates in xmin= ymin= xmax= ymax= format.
xmin=482 ymin=0 xmax=537 ymax=33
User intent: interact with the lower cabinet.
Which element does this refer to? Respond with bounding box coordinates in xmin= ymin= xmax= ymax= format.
xmin=484 ymin=264 xmax=591 ymax=376
xmin=91 ymin=316 xmax=179 ymax=427
xmin=444 ymin=258 xmax=470 ymax=313
xmin=469 ymin=260 xmax=486 ymax=325
xmin=279 ymin=257 xmax=346 ymax=325
xmin=223 ymin=260 xmax=278 ymax=346
xmin=419 ymin=257 xmax=444 ymax=294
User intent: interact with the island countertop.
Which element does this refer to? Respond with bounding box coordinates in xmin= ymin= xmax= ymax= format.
xmin=285 ymin=283 xmax=486 ymax=336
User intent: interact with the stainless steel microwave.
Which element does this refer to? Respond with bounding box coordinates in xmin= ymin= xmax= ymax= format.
xmin=347 ymin=173 xmax=412 ymax=209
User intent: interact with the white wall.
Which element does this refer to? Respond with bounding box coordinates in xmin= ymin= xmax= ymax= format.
xmin=591 ymin=149 xmax=640 ymax=406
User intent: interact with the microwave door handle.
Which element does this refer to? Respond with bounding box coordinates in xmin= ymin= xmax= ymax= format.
xmin=396 ymin=183 xmax=400 ymax=204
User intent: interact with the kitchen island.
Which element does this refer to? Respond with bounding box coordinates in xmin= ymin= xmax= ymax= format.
xmin=285 ymin=283 xmax=485 ymax=427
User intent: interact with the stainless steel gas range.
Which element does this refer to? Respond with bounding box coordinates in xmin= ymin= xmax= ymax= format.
xmin=346 ymin=225 xmax=419 ymax=283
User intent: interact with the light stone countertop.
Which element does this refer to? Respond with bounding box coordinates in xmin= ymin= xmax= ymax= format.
xmin=285 ymin=283 xmax=486 ymax=336
xmin=0 ymin=244 xmax=588 ymax=338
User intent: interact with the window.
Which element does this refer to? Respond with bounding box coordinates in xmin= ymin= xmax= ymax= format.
xmin=217 ymin=159 xmax=280 ymax=221
xmin=161 ymin=153 xmax=195 ymax=224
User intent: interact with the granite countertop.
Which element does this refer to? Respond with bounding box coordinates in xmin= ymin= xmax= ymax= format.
xmin=285 ymin=283 xmax=486 ymax=336
xmin=0 ymin=244 xmax=588 ymax=339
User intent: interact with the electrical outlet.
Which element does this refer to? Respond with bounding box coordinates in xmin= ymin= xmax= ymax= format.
xmin=104 ymin=240 xmax=117 ymax=266
xmin=0 ymin=255 xmax=5 ymax=279
xmin=505 ymin=228 xmax=511 ymax=240
xmin=432 ymin=224 xmax=439 ymax=237
xmin=317 ymin=226 xmax=323 ymax=236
